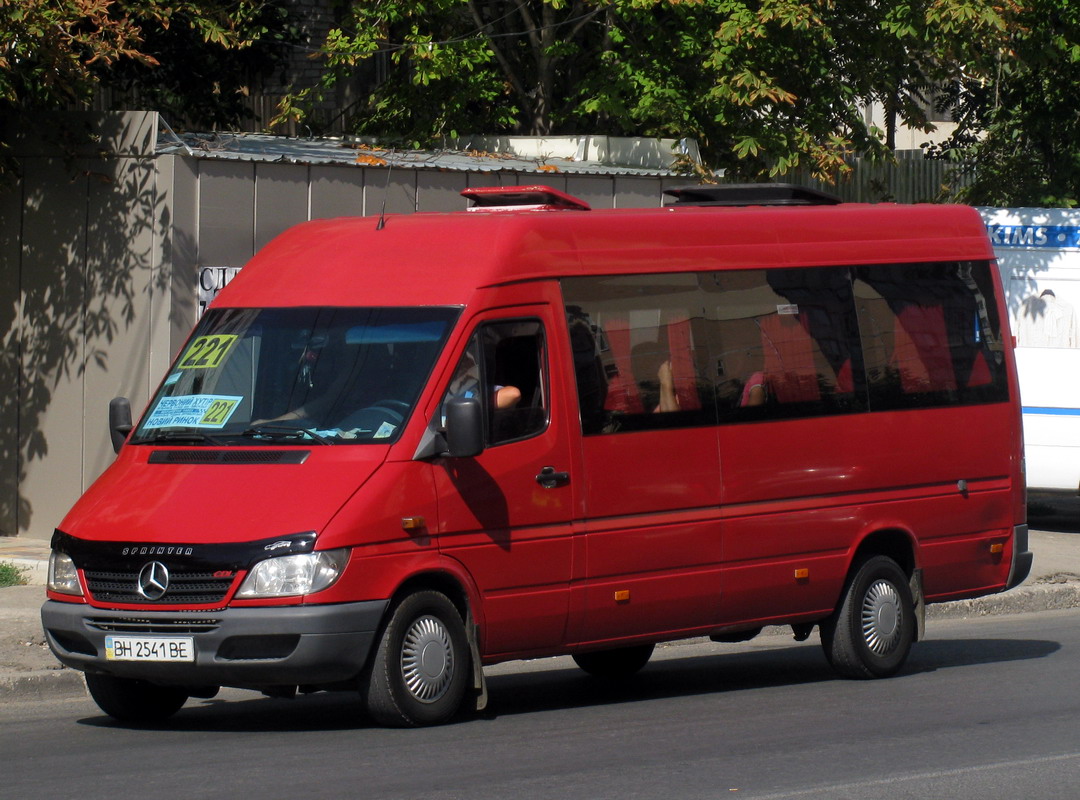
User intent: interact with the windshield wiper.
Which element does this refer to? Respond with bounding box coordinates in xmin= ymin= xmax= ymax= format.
xmin=241 ymin=425 xmax=333 ymax=445
xmin=143 ymin=430 xmax=225 ymax=446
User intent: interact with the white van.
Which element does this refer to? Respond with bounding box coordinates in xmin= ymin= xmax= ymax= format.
xmin=979 ymin=207 xmax=1080 ymax=498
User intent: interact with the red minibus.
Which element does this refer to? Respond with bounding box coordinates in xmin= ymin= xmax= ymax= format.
xmin=42 ymin=184 xmax=1032 ymax=726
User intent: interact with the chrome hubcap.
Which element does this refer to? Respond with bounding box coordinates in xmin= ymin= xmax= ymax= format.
xmin=401 ymin=615 xmax=454 ymax=703
xmin=861 ymin=579 xmax=903 ymax=656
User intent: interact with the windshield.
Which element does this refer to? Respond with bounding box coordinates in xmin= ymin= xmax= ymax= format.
xmin=131 ymin=306 xmax=459 ymax=445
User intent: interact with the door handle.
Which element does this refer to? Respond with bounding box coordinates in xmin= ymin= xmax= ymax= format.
xmin=536 ymin=465 xmax=570 ymax=489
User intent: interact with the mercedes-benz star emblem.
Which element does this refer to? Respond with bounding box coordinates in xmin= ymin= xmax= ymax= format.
xmin=137 ymin=561 xmax=170 ymax=600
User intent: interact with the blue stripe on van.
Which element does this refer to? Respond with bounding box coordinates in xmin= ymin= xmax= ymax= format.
xmin=1023 ymin=406 xmax=1080 ymax=417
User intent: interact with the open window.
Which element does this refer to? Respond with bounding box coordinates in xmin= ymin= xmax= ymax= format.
xmin=442 ymin=320 xmax=548 ymax=446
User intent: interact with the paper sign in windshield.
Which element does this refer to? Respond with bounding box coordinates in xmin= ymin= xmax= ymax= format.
xmin=143 ymin=395 xmax=242 ymax=429
xmin=178 ymin=335 xmax=238 ymax=370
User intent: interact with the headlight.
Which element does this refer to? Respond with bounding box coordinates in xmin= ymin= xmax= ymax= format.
xmin=236 ymin=549 xmax=349 ymax=598
xmin=48 ymin=552 xmax=83 ymax=596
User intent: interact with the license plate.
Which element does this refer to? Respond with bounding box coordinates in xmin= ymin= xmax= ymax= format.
xmin=105 ymin=635 xmax=195 ymax=662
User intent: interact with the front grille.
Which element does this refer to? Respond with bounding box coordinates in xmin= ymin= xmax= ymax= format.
xmin=87 ymin=617 xmax=222 ymax=634
xmin=85 ymin=569 xmax=235 ymax=605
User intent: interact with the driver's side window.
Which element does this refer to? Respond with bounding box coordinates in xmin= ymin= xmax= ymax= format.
xmin=443 ymin=320 xmax=548 ymax=446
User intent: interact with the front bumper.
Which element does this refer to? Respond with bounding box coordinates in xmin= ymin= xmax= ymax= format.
xmin=41 ymin=599 xmax=388 ymax=688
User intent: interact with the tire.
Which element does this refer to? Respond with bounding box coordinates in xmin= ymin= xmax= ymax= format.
xmin=84 ymin=674 xmax=188 ymax=723
xmin=820 ymin=555 xmax=915 ymax=679
xmin=364 ymin=591 xmax=470 ymax=727
xmin=572 ymin=644 xmax=655 ymax=679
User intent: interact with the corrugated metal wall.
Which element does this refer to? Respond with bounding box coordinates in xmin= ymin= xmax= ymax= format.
xmin=794 ymin=151 xmax=971 ymax=204
xmin=0 ymin=112 xmax=175 ymax=540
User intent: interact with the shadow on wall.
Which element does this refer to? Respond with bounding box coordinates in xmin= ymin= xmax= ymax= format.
xmin=0 ymin=111 xmax=171 ymax=538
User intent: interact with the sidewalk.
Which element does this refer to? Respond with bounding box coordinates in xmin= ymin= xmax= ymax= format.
xmin=3 ymin=529 xmax=1080 ymax=700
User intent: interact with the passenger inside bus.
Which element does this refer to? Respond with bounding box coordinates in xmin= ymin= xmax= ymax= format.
xmin=631 ymin=342 xmax=680 ymax=413
xmin=740 ymin=371 xmax=768 ymax=406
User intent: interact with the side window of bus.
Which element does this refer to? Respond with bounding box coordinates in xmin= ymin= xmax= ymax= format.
xmin=708 ymin=268 xmax=864 ymax=421
xmin=564 ymin=262 xmax=1008 ymax=432
xmin=854 ymin=261 xmax=1009 ymax=409
xmin=561 ymin=275 xmax=716 ymax=434
xmin=443 ymin=320 xmax=548 ymax=445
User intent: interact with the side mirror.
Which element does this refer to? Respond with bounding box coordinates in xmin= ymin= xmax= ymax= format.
xmin=445 ymin=397 xmax=484 ymax=458
xmin=109 ymin=397 xmax=133 ymax=454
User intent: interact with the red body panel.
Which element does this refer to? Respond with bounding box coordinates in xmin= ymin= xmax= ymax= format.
xmin=59 ymin=445 xmax=387 ymax=544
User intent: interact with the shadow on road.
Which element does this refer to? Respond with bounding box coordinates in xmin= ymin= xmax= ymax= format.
xmin=1029 ymin=493 xmax=1080 ymax=533
xmin=479 ymin=636 xmax=1059 ymax=719
xmin=73 ymin=635 xmax=1059 ymax=732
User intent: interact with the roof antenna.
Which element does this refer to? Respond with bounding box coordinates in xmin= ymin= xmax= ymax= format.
xmin=375 ymin=149 xmax=394 ymax=230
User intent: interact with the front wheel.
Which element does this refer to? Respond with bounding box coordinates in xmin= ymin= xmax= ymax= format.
xmin=85 ymin=674 xmax=189 ymax=723
xmin=364 ymin=591 xmax=471 ymax=727
xmin=820 ymin=555 xmax=915 ymax=679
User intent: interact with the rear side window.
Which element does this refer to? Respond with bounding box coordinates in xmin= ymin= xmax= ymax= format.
xmin=854 ymin=262 xmax=1009 ymax=409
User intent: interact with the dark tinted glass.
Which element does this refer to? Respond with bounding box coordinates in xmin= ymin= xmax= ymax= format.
xmin=563 ymin=260 xmax=1007 ymax=435
xmin=854 ymin=261 xmax=1009 ymax=410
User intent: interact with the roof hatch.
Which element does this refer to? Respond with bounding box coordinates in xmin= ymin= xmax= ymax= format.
xmin=664 ymin=183 xmax=842 ymax=207
xmin=461 ymin=185 xmax=592 ymax=212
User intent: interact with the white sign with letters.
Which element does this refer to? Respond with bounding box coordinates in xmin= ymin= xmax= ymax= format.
xmin=198 ymin=266 xmax=241 ymax=317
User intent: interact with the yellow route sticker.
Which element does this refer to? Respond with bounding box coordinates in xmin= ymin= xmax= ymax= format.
xmin=178 ymin=334 xmax=238 ymax=370
xmin=199 ymin=397 xmax=239 ymax=426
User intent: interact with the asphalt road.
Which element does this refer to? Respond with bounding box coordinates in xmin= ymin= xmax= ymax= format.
xmin=5 ymin=608 xmax=1079 ymax=800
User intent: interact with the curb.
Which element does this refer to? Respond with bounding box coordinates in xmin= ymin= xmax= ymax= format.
xmin=5 ymin=580 xmax=1079 ymax=701
xmin=0 ymin=669 xmax=86 ymax=700
xmin=926 ymin=578 xmax=1080 ymax=620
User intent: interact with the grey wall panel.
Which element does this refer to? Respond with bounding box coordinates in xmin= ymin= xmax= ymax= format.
xmin=6 ymin=110 xmax=158 ymax=158
xmin=167 ymin=156 xmax=199 ymax=359
xmin=199 ymin=160 xmax=255 ymax=267
xmin=255 ymin=163 xmax=310 ymax=251
xmin=614 ymin=176 xmax=662 ymax=208
xmin=416 ymin=172 xmax=469 ymax=212
xmin=363 ymin=169 xmax=416 ymax=217
xmin=566 ymin=175 xmax=615 ymax=209
xmin=94 ymin=111 xmax=158 ymax=157
xmin=514 ymin=172 xmax=567 ymax=192
xmin=311 ymin=165 xmax=365 ymax=219
xmin=81 ymin=156 xmax=158 ymax=485
xmin=660 ymin=176 xmax=689 ymax=205
xmin=0 ymin=173 xmax=22 ymax=536
xmin=19 ymin=158 xmax=88 ymax=537
xmin=465 ymin=172 xmax=502 ymax=189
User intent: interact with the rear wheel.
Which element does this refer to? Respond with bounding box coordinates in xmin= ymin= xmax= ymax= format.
xmin=84 ymin=674 xmax=188 ymax=723
xmin=364 ymin=591 xmax=470 ymax=727
xmin=572 ymin=644 xmax=655 ymax=679
xmin=821 ymin=555 xmax=915 ymax=679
